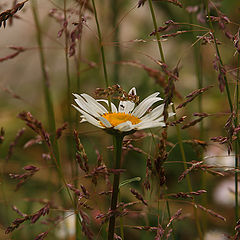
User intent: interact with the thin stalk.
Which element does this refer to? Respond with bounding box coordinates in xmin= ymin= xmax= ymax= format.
xmin=63 ymin=0 xmax=75 ymax=188
xmin=111 ymin=0 xmax=121 ymax=84
xmin=111 ymin=0 xmax=123 ymax=236
xmin=235 ymin=54 xmax=240 ymax=221
xmin=166 ymin=200 xmax=175 ymax=240
xmin=118 ymin=192 xmax=124 ymax=239
xmin=148 ymin=0 xmax=165 ymax=63
xmin=76 ymin=1 xmax=83 ymax=93
xmin=171 ymin=105 xmax=203 ymax=240
xmin=188 ymin=11 xmax=205 ymax=192
xmin=235 ymin=143 xmax=239 ymax=222
xmin=75 ymin=5 xmax=82 ymax=237
xmin=189 ymin=10 xmax=207 ymax=231
xmin=91 ymin=0 xmax=112 ymax=112
xmin=32 ymin=2 xmax=82 ymax=237
xmin=204 ymin=0 xmax=239 ymax=222
xmin=63 ymin=1 xmax=82 ymax=238
xmin=204 ymin=0 xmax=233 ymax=112
xmin=63 ymin=0 xmax=72 ymax=117
xmin=148 ymin=1 xmax=203 ymax=238
xmin=31 ymin=0 xmax=60 ymax=166
xmin=108 ymin=134 xmax=123 ymax=240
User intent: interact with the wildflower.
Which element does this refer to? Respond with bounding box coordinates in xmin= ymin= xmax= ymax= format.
xmin=72 ymin=87 xmax=173 ymax=135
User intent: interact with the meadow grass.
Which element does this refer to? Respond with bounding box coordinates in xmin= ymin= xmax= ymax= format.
xmin=1 ymin=0 xmax=240 ymax=239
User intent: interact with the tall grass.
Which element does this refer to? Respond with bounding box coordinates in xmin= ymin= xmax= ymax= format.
xmin=1 ymin=0 xmax=240 ymax=239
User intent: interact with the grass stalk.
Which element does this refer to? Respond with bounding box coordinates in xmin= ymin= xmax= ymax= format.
xmin=172 ymin=105 xmax=203 ymax=239
xmin=111 ymin=0 xmax=121 ymax=84
xmin=108 ymin=134 xmax=123 ymax=240
xmin=189 ymin=9 xmax=207 ymax=231
xmin=147 ymin=0 xmax=203 ymax=238
xmin=204 ymin=0 xmax=233 ymax=111
xmin=204 ymin=0 xmax=239 ymax=222
xmin=63 ymin=1 xmax=82 ymax=238
xmin=91 ymin=0 xmax=112 ymax=112
xmin=147 ymin=0 xmax=165 ymax=63
xmin=32 ymin=1 xmax=82 ymax=238
xmin=31 ymin=0 xmax=60 ymax=166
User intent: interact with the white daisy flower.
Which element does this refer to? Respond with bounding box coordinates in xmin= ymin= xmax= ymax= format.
xmin=72 ymin=87 xmax=173 ymax=134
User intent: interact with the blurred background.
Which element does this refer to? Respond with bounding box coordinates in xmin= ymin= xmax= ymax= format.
xmin=1 ymin=0 xmax=240 ymax=239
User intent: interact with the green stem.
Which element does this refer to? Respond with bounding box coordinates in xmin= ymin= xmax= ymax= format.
xmin=111 ymin=0 xmax=121 ymax=84
xmin=63 ymin=0 xmax=72 ymax=117
xmin=204 ymin=0 xmax=233 ymax=112
xmin=108 ymin=134 xmax=123 ymax=240
xmin=148 ymin=0 xmax=165 ymax=63
xmin=31 ymin=0 xmax=60 ymax=168
xmin=147 ymin=0 xmax=203 ymax=238
xmin=32 ymin=1 xmax=82 ymax=237
xmin=91 ymin=0 xmax=112 ymax=112
xmin=172 ymin=105 xmax=203 ymax=240
xmin=189 ymin=8 xmax=207 ymax=232
xmin=204 ymin=0 xmax=239 ymax=223
xmin=63 ymin=1 xmax=82 ymax=238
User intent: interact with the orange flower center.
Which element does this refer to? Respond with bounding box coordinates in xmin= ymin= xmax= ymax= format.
xmin=100 ymin=112 xmax=141 ymax=127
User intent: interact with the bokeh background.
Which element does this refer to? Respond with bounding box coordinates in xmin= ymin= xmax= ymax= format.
xmin=1 ymin=0 xmax=240 ymax=239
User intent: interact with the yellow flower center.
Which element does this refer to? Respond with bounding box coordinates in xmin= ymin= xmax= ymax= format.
xmin=100 ymin=112 xmax=141 ymax=127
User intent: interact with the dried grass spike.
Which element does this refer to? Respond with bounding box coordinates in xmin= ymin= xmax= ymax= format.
xmin=130 ymin=188 xmax=148 ymax=206
xmin=0 ymin=0 xmax=28 ymax=28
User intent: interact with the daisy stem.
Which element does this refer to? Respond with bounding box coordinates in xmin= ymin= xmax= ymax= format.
xmin=91 ymin=0 xmax=112 ymax=113
xmin=148 ymin=0 xmax=203 ymax=239
xmin=108 ymin=134 xmax=123 ymax=240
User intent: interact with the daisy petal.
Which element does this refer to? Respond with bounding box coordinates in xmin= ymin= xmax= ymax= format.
xmin=72 ymin=105 xmax=104 ymax=128
xmin=118 ymin=100 xmax=135 ymax=113
xmin=74 ymin=99 xmax=100 ymax=118
xmin=128 ymin=87 xmax=137 ymax=96
xmin=114 ymin=121 xmax=133 ymax=132
xmin=143 ymin=92 xmax=160 ymax=101
xmin=140 ymin=104 xmax=164 ymax=121
xmin=81 ymin=93 xmax=108 ymax=114
xmin=132 ymin=97 xmax=163 ymax=118
xmin=135 ymin=121 xmax=166 ymax=130
xmin=73 ymin=94 xmax=103 ymax=118
xmin=98 ymin=116 xmax=112 ymax=128
xmin=73 ymin=93 xmax=108 ymax=116
xmin=80 ymin=116 xmax=87 ymax=123
xmin=118 ymin=87 xmax=137 ymax=113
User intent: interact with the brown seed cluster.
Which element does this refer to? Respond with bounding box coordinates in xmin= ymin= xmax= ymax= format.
xmin=0 ymin=0 xmax=28 ymax=28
